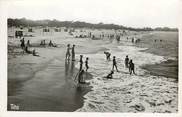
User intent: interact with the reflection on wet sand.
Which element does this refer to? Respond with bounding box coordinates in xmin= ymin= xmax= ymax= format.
xmin=64 ymin=60 xmax=70 ymax=79
xmin=70 ymin=61 xmax=75 ymax=76
xmin=64 ymin=60 xmax=76 ymax=80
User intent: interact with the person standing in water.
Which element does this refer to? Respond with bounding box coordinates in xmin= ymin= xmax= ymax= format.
xmin=71 ymin=44 xmax=75 ymax=61
xmin=74 ymin=55 xmax=83 ymax=81
xmin=65 ymin=44 xmax=71 ymax=60
xmin=129 ymin=59 xmax=135 ymax=75
xmin=85 ymin=57 xmax=89 ymax=72
xmin=125 ymin=55 xmax=129 ymax=68
xmin=112 ymin=56 xmax=119 ymax=72
xmin=78 ymin=69 xmax=85 ymax=83
xmin=79 ymin=55 xmax=83 ymax=71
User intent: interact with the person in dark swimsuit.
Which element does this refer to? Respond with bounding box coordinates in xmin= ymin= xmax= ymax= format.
xmin=125 ymin=55 xmax=129 ymax=68
xmin=104 ymin=51 xmax=111 ymax=61
xmin=112 ymin=56 xmax=119 ymax=72
xmin=79 ymin=55 xmax=83 ymax=71
xmin=49 ymin=40 xmax=54 ymax=47
xmin=85 ymin=57 xmax=89 ymax=72
xmin=72 ymin=45 xmax=75 ymax=61
xmin=129 ymin=59 xmax=135 ymax=75
xmin=78 ymin=69 xmax=85 ymax=83
xmin=20 ymin=38 xmax=25 ymax=49
xmin=106 ymin=70 xmax=114 ymax=79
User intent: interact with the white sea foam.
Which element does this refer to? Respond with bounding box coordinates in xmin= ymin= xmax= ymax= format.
xmin=75 ymin=45 xmax=178 ymax=113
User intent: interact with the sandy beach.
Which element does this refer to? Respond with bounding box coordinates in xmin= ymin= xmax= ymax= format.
xmin=8 ymin=27 xmax=178 ymax=112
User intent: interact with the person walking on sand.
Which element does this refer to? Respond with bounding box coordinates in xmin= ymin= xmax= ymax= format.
xmin=65 ymin=44 xmax=71 ymax=60
xmin=85 ymin=57 xmax=89 ymax=72
xmin=71 ymin=44 xmax=75 ymax=61
xmin=125 ymin=55 xmax=129 ymax=68
xmin=112 ymin=56 xmax=119 ymax=72
xmin=129 ymin=59 xmax=135 ymax=75
xmin=79 ymin=55 xmax=83 ymax=71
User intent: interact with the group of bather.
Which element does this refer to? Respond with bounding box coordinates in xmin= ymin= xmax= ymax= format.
xmin=65 ymin=44 xmax=136 ymax=84
xmin=20 ymin=37 xmax=57 ymax=56
xmin=20 ymin=37 xmax=38 ymax=56
xmin=40 ymin=40 xmax=57 ymax=47
xmin=104 ymin=52 xmax=135 ymax=79
xmin=65 ymin=44 xmax=89 ymax=84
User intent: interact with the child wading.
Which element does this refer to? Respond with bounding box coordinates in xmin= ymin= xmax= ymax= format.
xmin=112 ymin=56 xmax=119 ymax=72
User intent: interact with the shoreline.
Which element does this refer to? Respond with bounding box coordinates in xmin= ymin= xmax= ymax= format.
xmin=141 ymin=59 xmax=178 ymax=79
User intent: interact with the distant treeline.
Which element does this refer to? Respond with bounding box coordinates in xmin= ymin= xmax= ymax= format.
xmin=8 ymin=18 xmax=178 ymax=32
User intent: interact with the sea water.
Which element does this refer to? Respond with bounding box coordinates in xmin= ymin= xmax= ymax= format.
xmin=75 ymin=42 xmax=178 ymax=113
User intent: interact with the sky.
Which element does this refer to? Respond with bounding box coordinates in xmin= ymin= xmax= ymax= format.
xmin=4 ymin=0 xmax=181 ymax=28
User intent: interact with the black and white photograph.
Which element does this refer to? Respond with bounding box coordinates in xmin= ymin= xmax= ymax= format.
xmin=0 ymin=0 xmax=182 ymax=116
